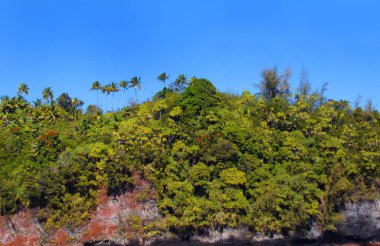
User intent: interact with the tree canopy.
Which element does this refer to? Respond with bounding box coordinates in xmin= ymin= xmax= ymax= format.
xmin=0 ymin=73 xmax=379 ymax=238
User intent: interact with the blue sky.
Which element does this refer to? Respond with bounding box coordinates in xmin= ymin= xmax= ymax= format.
xmin=1 ymin=0 xmax=379 ymax=110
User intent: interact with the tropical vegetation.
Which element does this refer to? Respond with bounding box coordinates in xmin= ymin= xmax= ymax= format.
xmin=0 ymin=69 xmax=379 ymax=238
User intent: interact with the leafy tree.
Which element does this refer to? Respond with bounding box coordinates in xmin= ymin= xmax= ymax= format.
xmin=57 ymin=93 xmax=73 ymax=113
xmin=220 ymin=167 xmax=246 ymax=186
xmin=86 ymin=104 xmax=102 ymax=116
xmin=189 ymin=162 xmax=210 ymax=186
xmin=178 ymin=78 xmax=220 ymax=117
xmin=153 ymin=87 xmax=174 ymax=101
xmin=256 ymin=67 xmax=292 ymax=100
xmin=257 ymin=68 xmax=281 ymax=100
xmin=297 ymin=69 xmax=311 ymax=96
xmin=0 ymin=70 xmax=379 ymax=239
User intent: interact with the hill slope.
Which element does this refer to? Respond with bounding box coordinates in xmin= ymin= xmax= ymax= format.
xmin=0 ymin=77 xmax=379 ymax=242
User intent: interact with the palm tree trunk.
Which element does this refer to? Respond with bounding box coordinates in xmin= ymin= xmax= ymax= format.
xmin=112 ymin=93 xmax=114 ymax=111
xmin=96 ymin=90 xmax=99 ymax=108
xmin=124 ymin=89 xmax=127 ymax=106
xmin=105 ymin=95 xmax=108 ymax=112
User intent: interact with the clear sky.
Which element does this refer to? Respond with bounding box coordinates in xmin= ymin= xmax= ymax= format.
xmin=1 ymin=0 xmax=379 ymax=111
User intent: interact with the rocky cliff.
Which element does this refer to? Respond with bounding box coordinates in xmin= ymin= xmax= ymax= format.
xmin=0 ymin=176 xmax=161 ymax=246
xmin=337 ymin=199 xmax=380 ymax=241
xmin=1 ymin=196 xmax=379 ymax=245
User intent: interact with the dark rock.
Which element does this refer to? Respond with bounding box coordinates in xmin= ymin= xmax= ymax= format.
xmin=337 ymin=199 xmax=380 ymax=241
xmin=84 ymin=240 xmax=125 ymax=246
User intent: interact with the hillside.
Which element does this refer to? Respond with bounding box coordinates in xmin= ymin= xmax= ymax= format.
xmin=0 ymin=72 xmax=379 ymax=244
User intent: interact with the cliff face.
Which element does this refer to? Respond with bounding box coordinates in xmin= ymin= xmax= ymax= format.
xmin=0 ymin=198 xmax=379 ymax=245
xmin=337 ymin=199 xmax=380 ymax=241
xmin=0 ymin=188 xmax=160 ymax=246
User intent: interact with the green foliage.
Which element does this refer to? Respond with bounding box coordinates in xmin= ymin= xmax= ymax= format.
xmin=190 ymin=162 xmax=210 ymax=186
xmin=178 ymin=78 xmax=220 ymax=117
xmin=220 ymin=168 xmax=246 ymax=186
xmin=0 ymin=73 xmax=379 ymax=238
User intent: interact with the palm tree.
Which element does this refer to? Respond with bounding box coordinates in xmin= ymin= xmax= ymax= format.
xmin=0 ymin=96 xmax=11 ymax=114
xmin=33 ymin=99 xmax=42 ymax=107
xmin=42 ymin=87 xmax=54 ymax=104
xmin=17 ymin=83 xmax=30 ymax=97
xmin=72 ymin=98 xmax=79 ymax=121
xmin=90 ymin=81 xmax=102 ymax=108
xmin=119 ymin=80 xmax=129 ymax=106
xmin=71 ymin=97 xmax=83 ymax=121
xmin=129 ymin=76 xmax=141 ymax=98
xmin=174 ymin=74 xmax=188 ymax=92
xmin=102 ymin=84 xmax=111 ymax=112
xmin=157 ymin=73 xmax=169 ymax=85
xmin=109 ymin=82 xmax=119 ymax=111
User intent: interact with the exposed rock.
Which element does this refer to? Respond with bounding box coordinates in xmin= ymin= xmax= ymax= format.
xmin=251 ymin=232 xmax=284 ymax=242
xmin=291 ymin=221 xmax=322 ymax=241
xmin=83 ymin=239 xmax=126 ymax=246
xmin=0 ymin=179 xmax=160 ymax=246
xmin=1 ymin=197 xmax=379 ymax=245
xmin=337 ymin=199 xmax=380 ymax=241
xmin=192 ymin=228 xmax=252 ymax=243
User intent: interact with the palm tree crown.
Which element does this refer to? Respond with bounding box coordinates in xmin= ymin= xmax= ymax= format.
xmin=17 ymin=83 xmax=30 ymax=97
xmin=91 ymin=81 xmax=102 ymax=108
xmin=119 ymin=80 xmax=130 ymax=107
xmin=129 ymin=76 xmax=141 ymax=98
xmin=102 ymin=84 xmax=111 ymax=112
xmin=157 ymin=73 xmax=169 ymax=85
xmin=90 ymin=81 xmax=101 ymax=91
xmin=109 ymin=82 xmax=119 ymax=111
xmin=119 ymin=80 xmax=129 ymax=92
xmin=42 ymin=87 xmax=54 ymax=104
xmin=173 ymin=74 xmax=188 ymax=92
xmin=109 ymin=82 xmax=119 ymax=94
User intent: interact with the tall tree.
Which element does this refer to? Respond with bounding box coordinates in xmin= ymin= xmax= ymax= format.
xmin=119 ymin=80 xmax=129 ymax=106
xmin=317 ymin=82 xmax=329 ymax=107
xmin=72 ymin=98 xmax=79 ymax=121
xmin=157 ymin=72 xmax=169 ymax=85
xmin=129 ymin=77 xmax=141 ymax=99
xmin=102 ymin=84 xmax=111 ymax=112
xmin=0 ymin=96 xmax=11 ymax=114
xmin=278 ymin=67 xmax=292 ymax=99
xmin=298 ymin=68 xmax=311 ymax=96
xmin=173 ymin=74 xmax=188 ymax=92
xmin=109 ymin=82 xmax=119 ymax=111
xmin=71 ymin=97 xmax=84 ymax=121
xmin=178 ymin=78 xmax=219 ymax=117
xmin=33 ymin=98 xmax=42 ymax=107
xmin=42 ymin=87 xmax=54 ymax=104
xmin=257 ymin=68 xmax=281 ymax=100
xmin=17 ymin=83 xmax=29 ymax=98
xmin=90 ymin=81 xmax=102 ymax=108
xmin=57 ymin=93 xmax=73 ymax=113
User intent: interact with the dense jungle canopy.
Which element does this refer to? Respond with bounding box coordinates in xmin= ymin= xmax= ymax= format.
xmin=0 ymin=70 xmax=379 ymax=237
